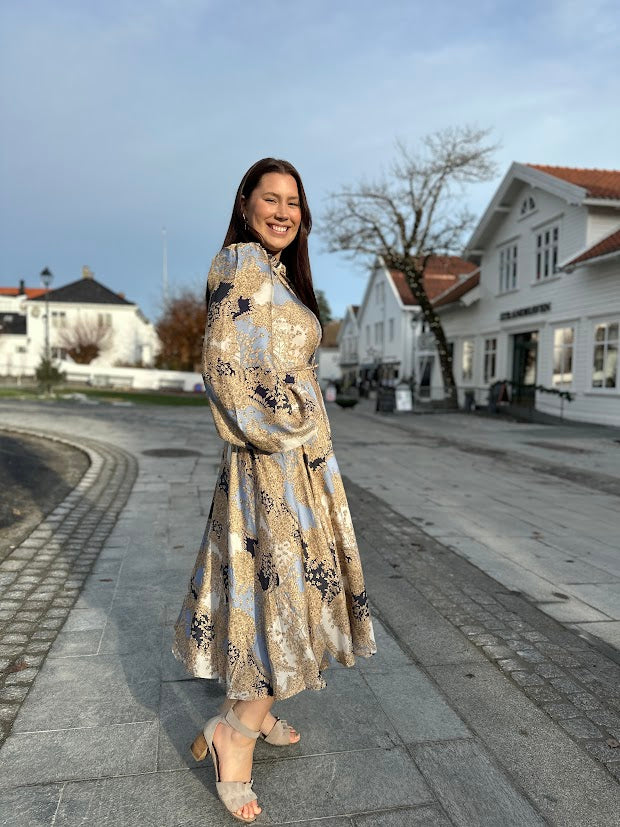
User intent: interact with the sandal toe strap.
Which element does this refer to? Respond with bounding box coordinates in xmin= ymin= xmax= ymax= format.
xmin=264 ymin=716 xmax=293 ymax=745
xmin=215 ymin=779 xmax=257 ymax=811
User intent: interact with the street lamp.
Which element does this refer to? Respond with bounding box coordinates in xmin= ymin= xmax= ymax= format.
xmin=40 ymin=267 xmax=53 ymax=392
xmin=40 ymin=267 xmax=53 ymax=361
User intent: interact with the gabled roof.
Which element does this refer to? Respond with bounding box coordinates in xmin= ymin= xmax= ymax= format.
xmin=562 ymin=227 xmax=620 ymax=270
xmin=527 ymin=165 xmax=620 ymax=199
xmin=0 ymin=313 xmax=27 ymax=334
xmin=388 ymin=256 xmax=477 ymax=306
xmin=0 ymin=287 xmax=48 ymax=299
xmin=433 ymin=269 xmax=481 ymax=308
xmin=466 ymin=162 xmax=620 ymax=256
xmin=29 ymin=278 xmax=134 ymax=305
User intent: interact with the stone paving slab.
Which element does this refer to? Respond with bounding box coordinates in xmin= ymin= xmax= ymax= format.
xmin=411 ymin=739 xmax=545 ymax=826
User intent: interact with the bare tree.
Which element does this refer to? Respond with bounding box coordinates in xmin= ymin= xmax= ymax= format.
xmin=58 ymin=315 xmax=114 ymax=364
xmin=321 ymin=125 xmax=499 ymax=406
xmin=155 ymin=289 xmax=206 ymax=372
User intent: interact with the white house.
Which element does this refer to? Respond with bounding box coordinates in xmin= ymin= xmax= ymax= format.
xmin=317 ymin=319 xmax=342 ymax=389
xmin=350 ymin=256 xmax=477 ymax=394
xmin=337 ymin=304 xmax=360 ymax=388
xmin=430 ymin=163 xmax=620 ymax=426
xmin=0 ymin=267 xmax=160 ymax=378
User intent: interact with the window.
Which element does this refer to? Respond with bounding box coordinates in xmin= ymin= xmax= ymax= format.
xmin=520 ymin=196 xmax=536 ymax=216
xmin=499 ymin=244 xmax=518 ymax=292
xmin=365 ymin=324 xmax=370 ymax=344
xmin=51 ymin=311 xmax=67 ymax=328
xmin=553 ymin=327 xmax=574 ymax=386
xmin=462 ymin=339 xmax=474 ymax=381
xmin=592 ymin=321 xmax=618 ymax=389
xmin=374 ymin=321 xmax=383 ymax=344
xmin=536 ymin=225 xmax=559 ymax=280
xmin=483 ymin=337 xmax=497 ymax=383
xmin=98 ymin=312 xmax=112 ymax=327
xmin=51 ymin=346 xmax=68 ymax=359
xmin=388 ymin=318 xmax=394 ymax=341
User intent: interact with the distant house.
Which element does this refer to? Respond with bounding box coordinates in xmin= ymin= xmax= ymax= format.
xmin=351 ymin=256 xmax=477 ymax=393
xmin=0 ymin=267 xmax=160 ymax=378
xmin=317 ymin=319 xmax=342 ymax=389
xmin=432 ymin=163 xmax=620 ymax=426
xmin=337 ymin=304 xmax=360 ymax=388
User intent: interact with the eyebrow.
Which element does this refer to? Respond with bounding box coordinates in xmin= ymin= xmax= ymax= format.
xmin=263 ymin=191 xmax=300 ymax=200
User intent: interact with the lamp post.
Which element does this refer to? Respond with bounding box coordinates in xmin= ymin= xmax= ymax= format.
xmin=40 ymin=267 xmax=53 ymax=392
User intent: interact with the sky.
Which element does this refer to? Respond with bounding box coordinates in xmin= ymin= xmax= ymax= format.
xmin=1 ymin=0 xmax=619 ymax=323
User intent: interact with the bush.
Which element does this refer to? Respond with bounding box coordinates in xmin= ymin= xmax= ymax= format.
xmin=35 ymin=358 xmax=66 ymax=393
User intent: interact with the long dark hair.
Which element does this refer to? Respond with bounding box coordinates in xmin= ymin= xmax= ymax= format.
xmin=206 ymin=158 xmax=323 ymax=333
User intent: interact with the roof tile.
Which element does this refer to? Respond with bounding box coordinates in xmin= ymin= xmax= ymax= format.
xmin=527 ymin=165 xmax=620 ymax=199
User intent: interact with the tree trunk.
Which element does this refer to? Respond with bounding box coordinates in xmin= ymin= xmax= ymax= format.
xmin=397 ymin=257 xmax=459 ymax=409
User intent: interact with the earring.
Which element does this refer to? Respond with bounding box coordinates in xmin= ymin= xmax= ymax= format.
xmin=242 ymin=213 xmax=248 ymax=232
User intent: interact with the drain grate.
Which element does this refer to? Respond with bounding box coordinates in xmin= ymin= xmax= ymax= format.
xmin=141 ymin=448 xmax=203 ymax=458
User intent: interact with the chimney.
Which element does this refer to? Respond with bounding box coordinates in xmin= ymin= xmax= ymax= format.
xmin=82 ymin=265 xmax=94 ymax=279
xmin=18 ymin=279 xmax=25 ymax=295
xmin=117 ymin=292 xmax=125 ymax=299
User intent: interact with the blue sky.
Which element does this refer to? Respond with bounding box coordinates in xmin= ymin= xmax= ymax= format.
xmin=1 ymin=0 xmax=619 ymax=322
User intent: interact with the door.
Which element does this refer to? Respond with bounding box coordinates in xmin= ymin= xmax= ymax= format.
xmin=511 ymin=331 xmax=538 ymax=406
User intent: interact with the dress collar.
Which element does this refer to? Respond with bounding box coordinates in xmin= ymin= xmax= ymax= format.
xmin=266 ymin=252 xmax=287 ymax=278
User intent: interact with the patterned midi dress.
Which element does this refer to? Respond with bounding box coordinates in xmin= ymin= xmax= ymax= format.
xmin=171 ymin=241 xmax=377 ymax=700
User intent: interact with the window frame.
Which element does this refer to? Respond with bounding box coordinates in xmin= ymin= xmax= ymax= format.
xmin=483 ymin=337 xmax=497 ymax=384
xmin=590 ymin=319 xmax=619 ymax=392
xmin=498 ymin=242 xmax=518 ymax=293
xmin=552 ymin=326 xmax=574 ymax=388
xmin=535 ymin=223 xmax=560 ymax=282
xmin=462 ymin=338 xmax=475 ymax=382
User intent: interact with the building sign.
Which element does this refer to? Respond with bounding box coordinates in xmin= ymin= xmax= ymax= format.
xmin=500 ymin=302 xmax=551 ymax=321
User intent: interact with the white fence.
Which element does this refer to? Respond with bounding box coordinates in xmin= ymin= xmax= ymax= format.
xmin=1 ymin=359 xmax=203 ymax=393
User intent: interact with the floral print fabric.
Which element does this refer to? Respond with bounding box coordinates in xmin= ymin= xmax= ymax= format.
xmin=171 ymin=242 xmax=377 ymax=700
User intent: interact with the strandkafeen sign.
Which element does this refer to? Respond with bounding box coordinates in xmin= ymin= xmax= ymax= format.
xmin=500 ymin=302 xmax=551 ymax=321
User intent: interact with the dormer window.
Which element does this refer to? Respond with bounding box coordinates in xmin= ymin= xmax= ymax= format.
xmin=520 ymin=196 xmax=536 ymax=216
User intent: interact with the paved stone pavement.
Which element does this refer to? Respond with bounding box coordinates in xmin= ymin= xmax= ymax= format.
xmin=0 ymin=399 xmax=618 ymax=826
xmin=347 ymin=399 xmax=620 ymax=653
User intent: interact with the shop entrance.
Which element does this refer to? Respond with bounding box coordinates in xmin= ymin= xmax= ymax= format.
xmin=511 ymin=331 xmax=538 ymax=406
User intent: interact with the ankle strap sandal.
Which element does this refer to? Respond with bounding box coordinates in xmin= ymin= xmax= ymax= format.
xmin=190 ymin=707 xmax=262 ymax=823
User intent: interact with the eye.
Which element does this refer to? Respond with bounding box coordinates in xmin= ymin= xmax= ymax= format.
xmin=265 ymin=197 xmax=276 ymax=203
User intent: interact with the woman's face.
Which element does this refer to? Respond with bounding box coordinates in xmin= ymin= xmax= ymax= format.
xmin=242 ymin=172 xmax=301 ymax=258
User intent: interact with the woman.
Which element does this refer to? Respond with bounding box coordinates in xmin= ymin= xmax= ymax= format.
xmin=172 ymin=158 xmax=377 ymax=822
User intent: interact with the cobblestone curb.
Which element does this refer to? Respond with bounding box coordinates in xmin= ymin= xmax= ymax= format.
xmin=0 ymin=426 xmax=137 ymax=743
xmin=345 ymin=476 xmax=620 ymax=782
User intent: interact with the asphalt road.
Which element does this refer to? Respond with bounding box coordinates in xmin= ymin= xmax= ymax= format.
xmin=0 ymin=431 xmax=89 ymax=560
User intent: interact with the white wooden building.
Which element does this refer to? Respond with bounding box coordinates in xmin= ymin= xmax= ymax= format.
xmin=430 ymin=163 xmax=620 ymax=426
xmin=0 ymin=268 xmax=160 ymax=378
xmin=345 ymin=257 xmax=476 ymax=394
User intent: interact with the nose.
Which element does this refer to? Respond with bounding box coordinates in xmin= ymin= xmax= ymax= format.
xmin=274 ymin=203 xmax=290 ymax=221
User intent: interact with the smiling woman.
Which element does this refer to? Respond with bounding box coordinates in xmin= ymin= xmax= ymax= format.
xmin=171 ymin=157 xmax=377 ymax=823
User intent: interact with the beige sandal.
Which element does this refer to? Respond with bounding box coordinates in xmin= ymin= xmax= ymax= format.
xmin=218 ymin=697 xmax=300 ymax=745
xmin=190 ymin=705 xmax=262 ymax=823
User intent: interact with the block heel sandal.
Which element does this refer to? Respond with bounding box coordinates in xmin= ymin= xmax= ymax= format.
xmin=218 ymin=697 xmax=300 ymax=746
xmin=190 ymin=706 xmax=262 ymax=823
